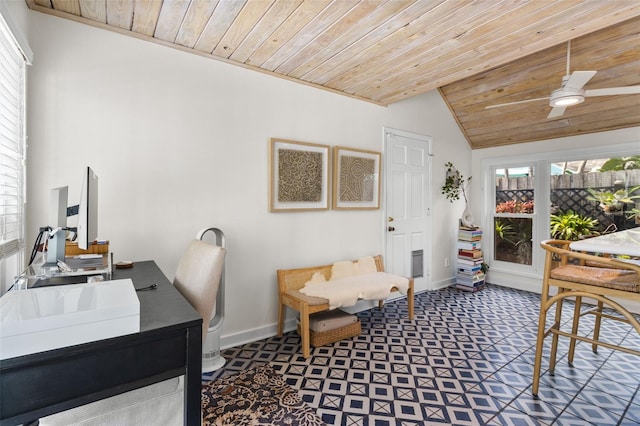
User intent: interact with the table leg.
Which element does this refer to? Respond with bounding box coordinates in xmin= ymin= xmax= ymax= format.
xmin=184 ymin=324 xmax=203 ymax=426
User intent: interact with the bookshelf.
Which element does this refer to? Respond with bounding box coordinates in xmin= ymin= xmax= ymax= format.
xmin=456 ymin=226 xmax=485 ymax=292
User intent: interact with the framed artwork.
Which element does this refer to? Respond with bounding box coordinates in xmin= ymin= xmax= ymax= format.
xmin=333 ymin=146 xmax=381 ymax=210
xmin=269 ymin=138 xmax=330 ymax=212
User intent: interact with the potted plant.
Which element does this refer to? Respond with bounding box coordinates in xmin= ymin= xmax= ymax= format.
xmin=441 ymin=162 xmax=474 ymax=226
xmin=586 ymin=186 xmax=640 ymax=215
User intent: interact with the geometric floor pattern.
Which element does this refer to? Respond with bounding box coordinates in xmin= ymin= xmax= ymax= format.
xmin=203 ymin=284 xmax=640 ymax=425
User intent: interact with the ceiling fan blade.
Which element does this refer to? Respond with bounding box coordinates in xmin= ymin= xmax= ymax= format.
xmin=485 ymin=96 xmax=549 ymax=110
xmin=564 ymin=70 xmax=597 ymax=90
xmin=585 ymin=86 xmax=640 ymax=97
xmin=547 ymin=107 xmax=566 ymax=119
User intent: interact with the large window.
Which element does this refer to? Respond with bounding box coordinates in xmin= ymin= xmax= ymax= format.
xmin=550 ymin=158 xmax=639 ymax=239
xmin=483 ymin=148 xmax=639 ymax=285
xmin=0 ymin=6 xmax=29 ymax=292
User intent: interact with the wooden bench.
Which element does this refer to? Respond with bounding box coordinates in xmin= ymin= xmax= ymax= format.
xmin=533 ymin=240 xmax=640 ymax=396
xmin=276 ymin=255 xmax=414 ymax=358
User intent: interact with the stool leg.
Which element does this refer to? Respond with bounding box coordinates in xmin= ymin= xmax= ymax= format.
xmin=568 ymin=296 xmax=582 ymax=365
xmin=549 ymin=289 xmax=565 ymax=374
xmin=592 ymin=300 xmax=604 ymax=353
xmin=532 ymin=300 xmax=549 ymax=396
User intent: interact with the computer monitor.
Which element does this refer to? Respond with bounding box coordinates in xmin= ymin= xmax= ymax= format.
xmin=76 ymin=167 xmax=98 ymax=250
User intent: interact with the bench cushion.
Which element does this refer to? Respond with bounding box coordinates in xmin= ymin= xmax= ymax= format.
xmin=550 ymin=265 xmax=640 ymax=293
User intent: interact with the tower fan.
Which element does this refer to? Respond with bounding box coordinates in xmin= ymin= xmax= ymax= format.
xmin=196 ymin=227 xmax=226 ymax=372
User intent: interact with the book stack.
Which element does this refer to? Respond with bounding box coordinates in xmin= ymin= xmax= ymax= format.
xmin=456 ymin=226 xmax=485 ymax=292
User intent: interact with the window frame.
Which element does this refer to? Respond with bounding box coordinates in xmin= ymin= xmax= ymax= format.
xmin=487 ymin=163 xmax=539 ymax=273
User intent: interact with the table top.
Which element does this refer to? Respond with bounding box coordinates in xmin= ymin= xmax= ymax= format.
xmin=569 ymin=227 xmax=640 ymax=257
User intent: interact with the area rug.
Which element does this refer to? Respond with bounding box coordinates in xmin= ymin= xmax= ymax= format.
xmin=202 ymin=364 xmax=325 ymax=425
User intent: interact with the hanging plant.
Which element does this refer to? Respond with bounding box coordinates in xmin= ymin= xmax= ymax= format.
xmin=441 ymin=162 xmax=471 ymax=203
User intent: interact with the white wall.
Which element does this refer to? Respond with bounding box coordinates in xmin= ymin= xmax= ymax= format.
xmin=22 ymin=9 xmax=471 ymax=347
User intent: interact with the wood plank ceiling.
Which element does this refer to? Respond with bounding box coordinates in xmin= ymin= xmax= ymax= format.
xmin=26 ymin=0 xmax=640 ymax=149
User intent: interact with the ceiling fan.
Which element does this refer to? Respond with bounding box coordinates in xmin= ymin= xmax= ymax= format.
xmin=485 ymin=40 xmax=640 ymax=119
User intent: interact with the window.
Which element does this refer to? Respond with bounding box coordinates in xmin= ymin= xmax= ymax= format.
xmin=550 ymin=158 xmax=640 ymax=238
xmin=492 ymin=166 xmax=535 ymax=266
xmin=0 ymin=6 xmax=29 ymax=292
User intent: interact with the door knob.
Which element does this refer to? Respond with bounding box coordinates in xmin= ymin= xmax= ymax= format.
xmin=388 ymin=217 xmax=394 ymax=222
xmin=388 ymin=226 xmax=395 ymax=232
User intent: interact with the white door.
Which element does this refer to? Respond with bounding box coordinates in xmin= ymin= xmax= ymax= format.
xmin=383 ymin=128 xmax=433 ymax=292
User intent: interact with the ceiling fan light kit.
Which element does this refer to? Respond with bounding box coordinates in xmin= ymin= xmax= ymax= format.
xmin=549 ymin=89 xmax=584 ymax=107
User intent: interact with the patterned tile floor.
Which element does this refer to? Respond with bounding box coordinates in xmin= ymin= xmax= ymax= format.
xmin=203 ymin=284 xmax=640 ymax=425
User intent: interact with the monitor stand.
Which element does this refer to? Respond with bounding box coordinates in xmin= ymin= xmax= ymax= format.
xmin=44 ymin=232 xmax=66 ymax=267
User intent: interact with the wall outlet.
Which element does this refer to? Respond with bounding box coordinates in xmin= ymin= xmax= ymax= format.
xmin=444 ymin=257 xmax=450 ymax=267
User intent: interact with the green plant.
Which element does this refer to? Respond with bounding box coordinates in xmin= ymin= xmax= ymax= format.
xmin=441 ymin=162 xmax=471 ymax=203
xmin=550 ymin=211 xmax=599 ymax=241
xmin=494 ymin=219 xmax=514 ymax=242
xmin=587 ymin=186 xmax=640 ymax=214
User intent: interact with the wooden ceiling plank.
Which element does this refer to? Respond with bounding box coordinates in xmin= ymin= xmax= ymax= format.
xmin=154 ymin=0 xmax=191 ymax=43
xmin=174 ymin=0 xmax=219 ymax=48
xmin=372 ymin=3 xmax=640 ymax=104
xmin=259 ymin=0 xmax=359 ymax=72
xmin=380 ymin=3 xmax=640 ymax=104
xmin=331 ymin=0 xmax=522 ymax=99
xmin=194 ymin=0 xmax=247 ymax=54
xmin=211 ymin=0 xmax=276 ymax=59
xmin=131 ymin=0 xmax=162 ymax=36
xmin=464 ymin=96 xmax=640 ymax=140
xmin=78 ymin=0 xmax=105 ymax=23
xmin=441 ymin=22 xmax=640 ymax=108
xmin=105 ymin=0 xmax=133 ymax=30
xmin=323 ymin=0 xmax=482 ymax=93
xmin=34 ymin=0 xmax=52 ymax=7
xmin=230 ymin=0 xmax=303 ymax=64
xmin=286 ymin=0 xmax=416 ymax=79
xmin=51 ymin=0 xmax=80 ymax=15
xmin=276 ymin=0 xmax=385 ymax=76
xmin=245 ymin=0 xmax=332 ymax=67
xmin=356 ymin=1 xmax=611 ymax=102
xmin=302 ymin=0 xmax=444 ymax=85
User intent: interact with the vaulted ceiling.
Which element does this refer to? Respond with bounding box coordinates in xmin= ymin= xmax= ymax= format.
xmin=26 ymin=0 xmax=640 ymax=149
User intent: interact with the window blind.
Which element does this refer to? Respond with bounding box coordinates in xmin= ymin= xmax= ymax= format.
xmin=0 ymin=15 xmax=26 ymax=260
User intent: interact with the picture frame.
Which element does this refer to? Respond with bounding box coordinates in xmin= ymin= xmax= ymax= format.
xmin=269 ymin=138 xmax=330 ymax=212
xmin=332 ymin=146 xmax=381 ymax=210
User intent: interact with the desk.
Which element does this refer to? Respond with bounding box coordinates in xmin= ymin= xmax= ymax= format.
xmin=0 ymin=261 xmax=202 ymax=426
xmin=569 ymin=227 xmax=640 ymax=256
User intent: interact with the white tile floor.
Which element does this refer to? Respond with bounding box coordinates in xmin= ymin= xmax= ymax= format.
xmin=204 ymin=284 xmax=640 ymax=425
